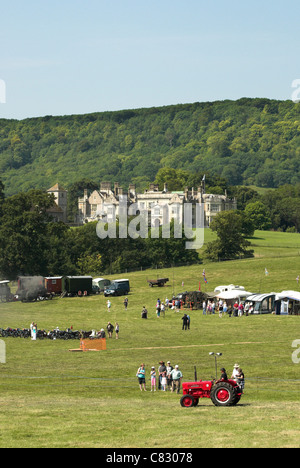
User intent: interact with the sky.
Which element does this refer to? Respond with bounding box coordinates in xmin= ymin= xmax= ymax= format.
xmin=0 ymin=0 xmax=300 ymax=120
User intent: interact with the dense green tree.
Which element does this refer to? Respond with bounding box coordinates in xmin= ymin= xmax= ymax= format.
xmin=1 ymin=99 xmax=300 ymax=197
xmin=232 ymin=186 xmax=259 ymax=211
xmin=154 ymin=167 xmax=190 ymax=191
xmin=0 ymin=178 xmax=4 ymax=218
xmin=0 ymin=190 xmax=56 ymax=278
xmin=204 ymin=211 xmax=254 ymax=261
xmin=244 ymin=201 xmax=272 ymax=231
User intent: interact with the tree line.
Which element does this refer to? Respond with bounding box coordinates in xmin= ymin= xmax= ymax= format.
xmin=0 ymin=185 xmax=199 ymax=280
xmin=1 ymin=98 xmax=300 ymax=198
xmin=0 ymin=174 xmax=299 ymax=280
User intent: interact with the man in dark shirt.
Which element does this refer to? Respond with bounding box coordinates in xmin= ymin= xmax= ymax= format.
xmin=220 ymin=368 xmax=228 ymax=381
xmin=181 ymin=314 xmax=188 ymax=330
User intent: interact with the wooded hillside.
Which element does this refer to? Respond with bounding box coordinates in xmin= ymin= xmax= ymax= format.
xmin=1 ymin=98 xmax=300 ymax=196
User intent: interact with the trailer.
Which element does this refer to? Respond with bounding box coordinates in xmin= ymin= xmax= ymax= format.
xmin=92 ymin=277 xmax=111 ymax=293
xmin=45 ymin=277 xmax=63 ymax=295
xmin=147 ymin=278 xmax=169 ymax=288
xmin=62 ymin=276 xmax=93 ymax=297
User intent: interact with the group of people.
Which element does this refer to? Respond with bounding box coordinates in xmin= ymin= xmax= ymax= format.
xmin=202 ymin=299 xmax=251 ymax=317
xmin=136 ymin=361 xmax=183 ymax=393
xmin=91 ymin=322 xmax=120 ymax=339
xmin=203 ymin=299 xmax=228 ymax=316
xmin=141 ymin=298 xmax=179 ymax=319
xmin=155 ymin=299 xmax=166 ymax=318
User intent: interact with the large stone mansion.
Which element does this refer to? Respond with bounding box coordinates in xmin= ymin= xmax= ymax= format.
xmin=78 ymin=180 xmax=237 ymax=228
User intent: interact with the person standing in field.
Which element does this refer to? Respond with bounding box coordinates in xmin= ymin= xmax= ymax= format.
xmin=171 ymin=365 xmax=183 ymax=394
xmin=115 ymin=322 xmax=119 ymax=339
xmin=107 ymin=300 xmax=111 ymax=312
xmin=137 ymin=363 xmax=147 ymax=391
xmin=124 ymin=297 xmax=128 ymax=310
xmin=150 ymin=367 xmax=157 ymax=391
xmin=158 ymin=361 xmax=166 ymax=390
xmin=107 ymin=322 xmax=114 ymax=338
xmin=181 ymin=314 xmax=188 ymax=330
xmin=186 ymin=314 xmax=191 ymax=330
xmin=161 ymin=371 xmax=167 ymax=391
xmin=166 ymin=361 xmax=173 ymax=391
xmin=156 ymin=300 xmax=161 ymax=318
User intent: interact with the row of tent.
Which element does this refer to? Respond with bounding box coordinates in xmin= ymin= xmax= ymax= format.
xmin=212 ymin=284 xmax=300 ymax=315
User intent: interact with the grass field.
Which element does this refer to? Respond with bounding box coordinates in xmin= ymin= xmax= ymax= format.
xmin=0 ymin=230 xmax=300 ymax=448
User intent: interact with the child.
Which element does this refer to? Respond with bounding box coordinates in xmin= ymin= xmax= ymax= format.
xmin=150 ymin=367 xmax=156 ymax=392
xmin=161 ymin=371 xmax=167 ymax=391
xmin=115 ymin=323 xmax=119 ymax=339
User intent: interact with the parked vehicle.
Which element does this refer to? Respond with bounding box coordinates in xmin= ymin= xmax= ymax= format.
xmin=62 ymin=276 xmax=93 ymax=297
xmin=44 ymin=277 xmax=63 ymax=295
xmin=147 ymin=278 xmax=169 ymax=288
xmin=104 ymin=279 xmax=130 ymax=297
xmin=93 ymin=278 xmax=111 ymax=292
xmin=0 ymin=280 xmax=14 ymax=302
xmin=16 ymin=276 xmax=53 ymax=302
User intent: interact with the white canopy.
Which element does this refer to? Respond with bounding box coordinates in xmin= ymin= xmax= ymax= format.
xmin=215 ymin=289 xmax=253 ymax=300
xmin=275 ymin=291 xmax=300 ymax=302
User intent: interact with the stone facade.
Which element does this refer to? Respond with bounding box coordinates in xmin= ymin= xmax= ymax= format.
xmin=47 ymin=183 xmax=68 ymax=223
xmin=78 ymin=181 xmax=237 ymax=227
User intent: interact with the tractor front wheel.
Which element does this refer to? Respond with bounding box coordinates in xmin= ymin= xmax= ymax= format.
xmin=180 ymin=395 xmax=195 ymax=408
xmin=210 ymin=382 xmax=237 ymax=407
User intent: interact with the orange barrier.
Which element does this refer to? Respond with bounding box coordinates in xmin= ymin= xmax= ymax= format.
xmin=80 ymin=338 xmax=107 ymax=351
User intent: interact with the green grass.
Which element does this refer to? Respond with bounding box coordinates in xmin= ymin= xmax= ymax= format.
xmin=0 ymin=229 xmax=300 ymax=448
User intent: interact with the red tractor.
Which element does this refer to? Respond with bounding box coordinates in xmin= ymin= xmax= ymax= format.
xmin=180 ymin=357 xmax=243 ymax=407
xmin=180 ymin=378 xmax=243 ymax=407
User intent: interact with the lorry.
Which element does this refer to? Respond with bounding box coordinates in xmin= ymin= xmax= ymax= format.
xmin=104 ymin=279 xmax=130 ymax=297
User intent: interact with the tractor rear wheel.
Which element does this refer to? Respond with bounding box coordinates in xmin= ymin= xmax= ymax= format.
xmin=210 ymin=382 xmax=237 ymax=407
xmin=180 ymin=395 xmax=195 ymax=408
